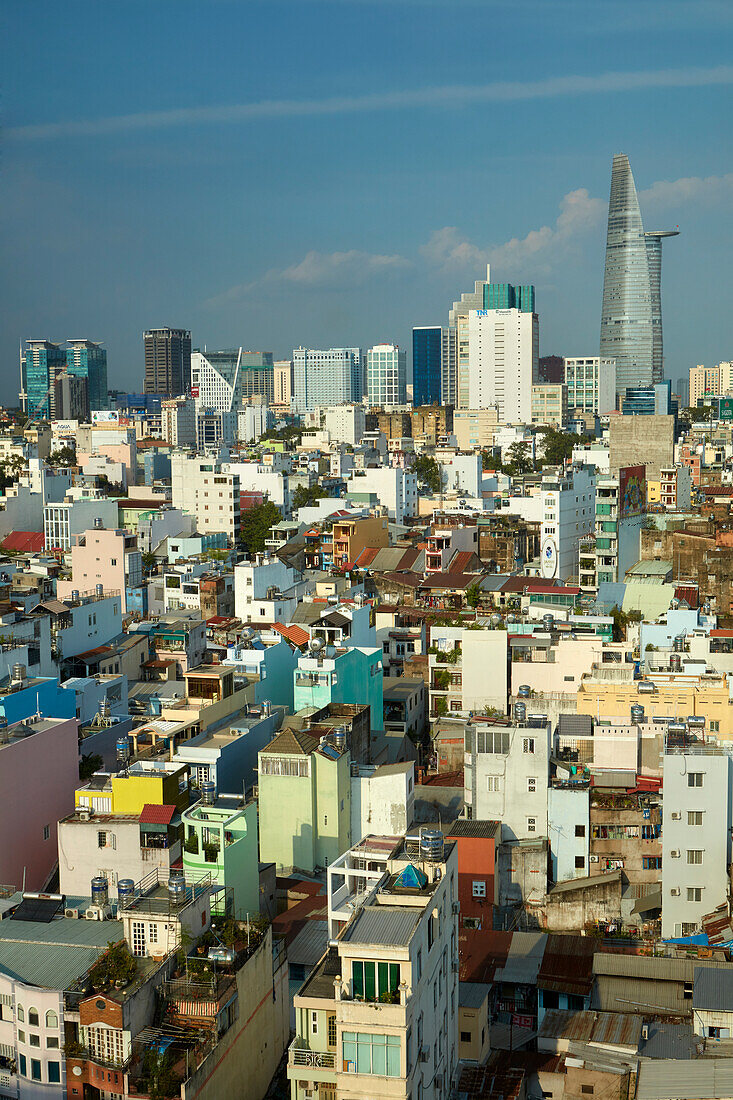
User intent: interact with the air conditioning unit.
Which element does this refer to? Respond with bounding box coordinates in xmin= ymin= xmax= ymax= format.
xmin=452 ymin=959 xmax=460 ymax=973
xmin=671 ymin=849 xmax=681 ymax=858
xmin=85 ymin=905 xmax=111 ymax=921
xmin=419 ymin=1049 xmax=430 ymax=1063
xmin=670 ymin=888 xmax=681 ymax=896
xmin=452 ymin=902 xmax=460 ymax=915
xmin=671 ymin=812 xmax=681 ymax=820
xmin=78 ymin=807 xmax=93 ymax=821
xmin=64 ymin=907 xmax=81 ymax=919
xmin=589 ymin=855 xmax=599 ymax=864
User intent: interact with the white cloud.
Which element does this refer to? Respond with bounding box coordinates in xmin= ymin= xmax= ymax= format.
xmin=205 ymin=248 xmax=411 ymax=306
xmin=640 ymin=172 xmax=733 ymax=211
xmin=9 ymin=65 xmax=733 ymax=141
xmin=422 ymin=188 xmax=605 ymax=275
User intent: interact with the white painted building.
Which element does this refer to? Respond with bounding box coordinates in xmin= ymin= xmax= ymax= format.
xmin=323 ymin=404 xmax=366 ymax=446
xmin=434 ymin=451 xmax=483 ymax=497
xmin=223 ymin=460 xmax=289 ymax=513
xmin=292 ymin=347 xmax=362 ymax=412
xmin=350 ymin=762 xmax=415 ymax=844
xmin=346 ymin=466 xmax=417 ymax=522
xmin=233 ymin=555 xmax=303 ymax=622
xmin=464 ymin=720 xmax=551 ymax=843
xmin=170 ymin=453 xmax=241 ymax=542
xmin=366 ymin=344 xmax=407 ymax=407
xmin=161 ymin=397 xmax=197 ymax=447
xmin=662 ymin=748 xmax=733 ymax=939
xmin=539 ymin=465 xmax=596 ymax=581
xmin=237 ymin=403 xmax=274 ymax=443
xmin=428 ymin=626 xmax=509 ymax=717
xmin=564 ymin=356 xmax=617 ymax=416
xmin=467 ymin=308 xmax=538 ymax=423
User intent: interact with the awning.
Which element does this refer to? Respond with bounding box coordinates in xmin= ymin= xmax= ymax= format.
xmin=632 ymin=888 xmax=662 ymax=915
xmin=139 ymin=804 xmax=176 ymax=826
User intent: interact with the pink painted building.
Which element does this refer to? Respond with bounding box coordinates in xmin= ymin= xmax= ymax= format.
xmin=57 ymin=524 xmax=143 ymax=612
xmin=0 ymin=716 xmax=79 ymax=891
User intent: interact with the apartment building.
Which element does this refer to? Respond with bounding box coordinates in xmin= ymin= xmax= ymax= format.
xmin=56 ymin=522 xmax=143 ymax=613
xmin=662 ymin=747 xmax=732 ymax=939
xmin=531 ymin=383 xmax=568 ymax=428
xmin=428 ymin=626 xmax=508 ymax=718
xmin=171 ymin=453 xmax=241 ymax=542
xmin=288 ymin=830 xmax=458 ymax=1100
xmin=464 ymin=718 xmax=550 ymax=843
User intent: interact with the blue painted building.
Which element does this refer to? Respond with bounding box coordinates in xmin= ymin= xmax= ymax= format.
xmin=143 ymin=450 xmax=172 ymax=485
xmin=412 ymin=326 xmax=442 ymax=407
xmin=0 ymin=674 xmax=77 ymax=725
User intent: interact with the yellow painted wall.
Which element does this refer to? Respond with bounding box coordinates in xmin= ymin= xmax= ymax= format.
xmin=577 ymin=679 xmax=733 ymax=739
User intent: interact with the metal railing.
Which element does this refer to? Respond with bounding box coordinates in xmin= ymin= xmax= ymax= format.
xmin=288 ymin=1042 xmax=336 ymax=1070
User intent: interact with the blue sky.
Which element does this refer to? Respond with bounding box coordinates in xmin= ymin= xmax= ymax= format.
xmin=2 ymin=0 xmax=732 ymax=402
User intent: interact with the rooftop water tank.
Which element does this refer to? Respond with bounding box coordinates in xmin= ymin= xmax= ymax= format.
xmin=514 ymin=702 xmax=527 ymax=722
xmin=117 ymin=879 xmax=135 ymax=909
xmin=630 ymin=704 xmax=645 ymax=723
xmin=332 ymin=726 xmax=347 ymax=751
xmin=673 ymin=634 xmax=686 ymax=652
xmin=517 ymin=685 xmax=531 ymax=699
xmin=11 ymin=663 xmax=26 ymax=684
xmin=200 ymin=780 xmax=216 ymax=806
xmin=91 ymin=876 xmax=109 ymax=908
xmin=116 ymin=735 xmax=130 ymax=764
xmin=670 ymin=654 xmax=682 ymax=672
xmin=420 ymin=829 xmax=444 ymax=863
xmin=167 ymin=874 xmax=187 ymax=907
xmin=95 ymin=584 xmax=104 ymax=597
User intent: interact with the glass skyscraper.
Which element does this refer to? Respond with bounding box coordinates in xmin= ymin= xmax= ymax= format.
xmin=600 ymin=154 xmax=678 ymax=395
xmin=412 ymin=327 xmax=442 ymax=406
xmin=66 ymin=340 xmax=108 ymax=411
xmin=21 ymin=340 xmax=68 ymax=419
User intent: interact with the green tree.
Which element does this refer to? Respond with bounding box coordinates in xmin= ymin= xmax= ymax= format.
xmin=239 ymin=500 xmax=282 ymax=555
xmin=292 ymin=483 xmax=329 ymax=510
xmin=505 ymin=441 xmax=534 ymax=476
xmin=141 ymin=552 xmax=157 ymax=575
xmin=48 ymin=445 xmax=76 ymax=466
xmin=465 ymin=582 xmax=482 ymax=609
xmin=79 ymin=753 xmax=103 ymax=780
xmin=412 ymin=454 xmax=442 ymax=494
xmin=537 ymin=427 xmax=590 ymax=467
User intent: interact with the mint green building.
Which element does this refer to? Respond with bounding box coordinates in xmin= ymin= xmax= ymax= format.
xmin=182 ymin=794 xmax=260 ymax=918
xmin=258 ymin=727 xmax=351 ymax=873
xmin=293 ymin=646 xmax=383 ymax=731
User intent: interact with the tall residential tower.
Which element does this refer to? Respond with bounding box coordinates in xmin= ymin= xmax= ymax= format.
xmin=600 ymin=154 xmax=678 ymax=394
xmin=143 ymin=327 xmax=192 ymax=397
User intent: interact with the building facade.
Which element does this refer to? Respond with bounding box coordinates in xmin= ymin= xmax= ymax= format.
xmin=366 ymin=344 xmax=407 ymax=407
xmin=292 ymin=347 xmax=362 ymax=412
xmin=467 ymin=303 xmax=538 ymax=424
xmin=66 ymin=339 xmax=108 ymax=411
xmin=143 ymin=327 xmax=192 ymax=397
xmin=599 ymin=154 xmax=678 ymax=392
xmin=412 ymin=326 xmax=442 ymax=407
xmin=564 ymin=357 xmax=617 ymax=416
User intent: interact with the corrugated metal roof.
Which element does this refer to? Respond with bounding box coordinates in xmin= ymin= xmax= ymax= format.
xmin=286 ymin=920 xmax=329 ymax=967
xmin=636 ymin=1059 xmax=733 ymax=1100
xmin=639 ymin=1020 xmax=701 ymax=1060
xmin=0 ymin=915 xmax=124 ymax=990
xmin=446 ymin=820 xmax=500 ymax=840
xmin=459 ymin=982 xmax=489 ymax=1009
xmin=342 ymin=905 xmax=421 ymax=947
xmin=558 ymin=713 xmax=593 ymax=737
xmin=693 ymin=965 xmax=733 ymax=1011
xmin=494 ymin=932 xmax=546 ymax=985
xmin=540 ymin=1008 xmax=641 ymax=1048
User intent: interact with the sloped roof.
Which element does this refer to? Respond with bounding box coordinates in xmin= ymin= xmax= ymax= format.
xmin=273 ymin=623 xmax=310 ymax=648
xmin=139 ymin=804 xmax=177 ymax=825
xmin=261 ymin=727 xmax=319 ymax=756
xmin=2 ymin=531 xmax=45 ymax=553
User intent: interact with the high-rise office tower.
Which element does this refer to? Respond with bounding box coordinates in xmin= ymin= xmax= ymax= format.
xmin=66 ymin=340 xmax=108 ymax=411
xmin=292 ymin=348 xmax=362 ymax=412
xmin=191 ymin=349 xmax=274 ymax=412
xmin=366 ymin=344 xmax=407 ymax=407
xmin=467 ymin=303 xmax=538 ymax=423
xmin=412 ymin=327 xmax=442 ymax=406
xmin=600 ymin=154 xmax=678 ymax=394
xmin=20 ymin=340 xmax=67 ymax=419
xmin=444 ymin=265 xmax=536 ymax=408
xmin=143 ymin=328 xmax=192 ymax=396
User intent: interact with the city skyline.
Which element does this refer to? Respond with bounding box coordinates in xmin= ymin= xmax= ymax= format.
xmin=2 ymin=0 xmax=731 ymax=404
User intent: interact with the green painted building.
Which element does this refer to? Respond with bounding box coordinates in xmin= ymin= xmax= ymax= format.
xmin=182 ymin=794 xmax=260 ymax=918
xmin=293 ymin=646 xmax=383 ymax=732
xmin=258 ymin=727 xmax=351 ymax=873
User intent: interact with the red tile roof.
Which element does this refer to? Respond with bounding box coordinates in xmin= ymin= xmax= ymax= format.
xmin=139 ymin=804 xmax=177 ymax=825
xmin=273 ymin=623 xmax=310 ymax=648
xmin=2 ymin=531 xmax=45 ymax=553
xmin=447 ymin=550 xmax=476 ymax=574
xmin=674 ymin=585 xmax=699 ymax=608
xmin=353 ymin=546 xmax=380 ymax=568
